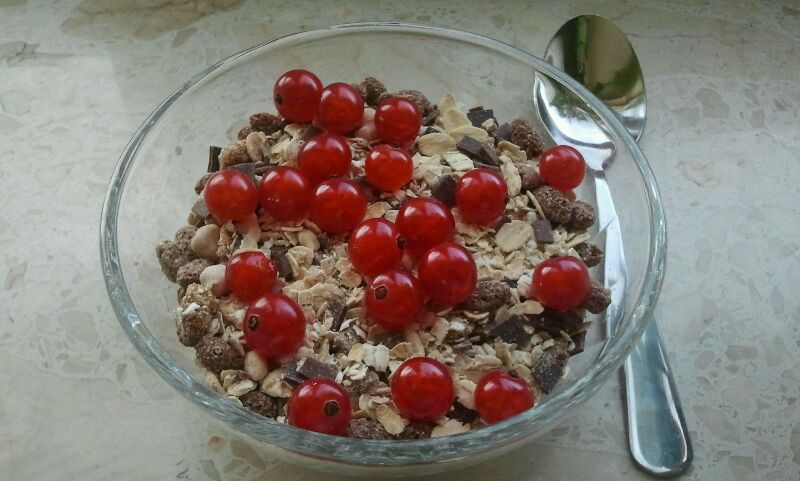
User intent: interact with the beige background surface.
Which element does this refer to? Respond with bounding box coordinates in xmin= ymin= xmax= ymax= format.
xmin=1 ymin=1 xmax=799 ymax=480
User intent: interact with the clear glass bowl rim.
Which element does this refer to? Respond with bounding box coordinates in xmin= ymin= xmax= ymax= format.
xmin=100 ymin=22 xmax=666 ymax=466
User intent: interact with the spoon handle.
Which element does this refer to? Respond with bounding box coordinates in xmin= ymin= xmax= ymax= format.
xmin=624 ymin=316 xmax=693 ymax=476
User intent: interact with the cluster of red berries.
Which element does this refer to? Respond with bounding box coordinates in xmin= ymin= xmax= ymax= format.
xmin=202 ymin=69 xmax=593 ymax=435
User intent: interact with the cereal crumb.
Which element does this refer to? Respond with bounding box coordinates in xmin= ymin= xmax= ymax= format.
xmin=240 ymin=390 xmax=279 ymax=418
xmin=575 ymin=243 xmax=604 ymax=268
xmin=196 ymin=336 xmax=244 ymax=373
xmin=510 ymin=119 xmax=545 ymax=158
xmin=176 ymin=258 xmax=212 ymax=288
xmin=218 ymin=142 xmax=251 ymax=169
xmin=569 ymin=201 xmax=596 ymax=230
xmin=347 ymin=417 xmax=394 ymax=440
xmin=533 ymin=186 xmax=572 ymax=224
xmin=460 ymin=280 xmax=511 ymax=312
xmin=357 ymin=77 xmax=387 ymax=106
xmin=249 ymin=112 xmax=284 ymax=135
xmin=581 ymin=281 xmax=611 ymax=313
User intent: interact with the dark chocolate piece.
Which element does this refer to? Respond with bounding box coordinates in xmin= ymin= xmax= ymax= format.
xmin=568 ymin=331 xmax=586 ymax=356
xmin=208 ymin=146 xmax=222 ymax=172
xmin=297 ymin=357 xmax=337 ymax=380
xmin=283 ymin=360 xmax=305 ymax=385
xmin=468 ymin=105 xmax=484 ymax=111
xmin=531 ymin=349 xmax=568 ymax=394
xmin=466 ymin=108 xmax=496 ymax=128
xmin=532 ymin=219 xmax=554 ymax=243
xmin=422 ymin=106 xmax=439 ymax=126
xmin=270 ymin=247 xmax=293 ymax=282
xmin=529 ymin=309 xmax=584 ymax=336
xmin=430 ymin=175 xmax=457 ymax=207
xmin=451 ymin=339 xmax=474 ymax=353
xmin=493 ymin=122 xmax=512 ymax=142
xmin=448 ymin=402 xmax=478 ymax=424
xmin=320 ymin=298 xmax=348 ymax=331
xmin=423 ymin=126 xmax=439 ymax=135
xmin=191 ymin=197 xmax=209 ymax=219
xmin=490 ymin=315 xmax=529 ymax=344
xmin=457 ymin=136 xmax=499 ymax=166
xmin=368 ymin=328 xmax=405 ymax=349
xmin=231 ymin=162 xmax=256 ymax=183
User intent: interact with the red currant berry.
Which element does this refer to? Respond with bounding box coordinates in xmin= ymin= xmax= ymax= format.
xmin=474 ymin=371 xmax=535 ymax=424
xmin=417 ymin=242 xmax=477 ymax=306
xmin=243 ymin=292 xmax=306 ymax=359
xmin=374 ymin=97 xmax=421 ymax=144
xmin=531 ymin=256 xmax=591 ymax=311
xmin=539 ymin=145 xmax=586 ymax=192
xmin=225 ymin=251 xmax=277 ymax=302
xmin=287 ymin=378 xmax=351 ymax=436
xmin=365 ymin=269 xmax=423 ymax=331
xmin=273 ymin=69 xmax=323 ymax=123
xmin=347 ymin=218 xmax=403 ymax=277
xmin=258 ymin=166 xmax=312 ymax=221
xmin=391 ymin=357 xmax=454 ymax=422
xmin=395 ymin=198 xmax=455 ymax=257
xmin=203 ymin=169 xmax=258 ymax=222
xmin=316 ymin=82 xmax=364 ymax=134
xmin=365 ymin=145 xmax=413 ymax=192
xmin=455 ymin=168 xmax=508 ymax=225
xmin=297 ymin=132 xmax=352 ymax=184
xmin=310 ymin=179 xmax=367 ymax=234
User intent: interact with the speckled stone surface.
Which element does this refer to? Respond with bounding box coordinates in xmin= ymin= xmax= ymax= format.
xmin=1 ymin=1 xmax=799 ymax=480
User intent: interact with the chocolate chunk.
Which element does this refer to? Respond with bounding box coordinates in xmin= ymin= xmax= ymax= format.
xmin=519 ymin=165 xmax=546 ymax=192
xmin=460 ymin=280 xmax=511 ymax=311
xmin=533 ymin=186 xmax=572 ymax=224
xmin=466 ymin=108 xmax=496 ymax=128
xmin=421 ymin=106 xmax=439 ymax=126
xmin=208 ymin=146 xmax=222 ymax=172
xmin=423 ymin=126 xmax=439 ymax=135
xmin=298 ymin=357 xmax=337 ymax=380
xmin=529 ymin=309 xmax=584 ymax=336
xmin=333 ymin=328 xmax=361 ymax=354
xmin=457 ymin=136 xmax=499 ymax=166
xmin=176 ymin=258 xmax=212 ymax=288
xmin=320 ymin=298 xmax=348 ymax=331
xmin=510 ymin=119 xmax=545 ymax=158
xmin=191 ymin=197 xmax=209 ymax=219
xmin=270 ymin=247 xmax=293 ymax=281
xmin=249 ymin=112 xmax=284 ymax=135
xmin=491 ymin=315 xmax=530 ymax=344
xmin=346 ymin=369 xmax=380 ymax=396
xmin=451 ymin=339 xmax=474 ymax=353
xmin=448 ymin=402 xmax=478 ymax=424
xmin=568 ymin=331 xmax=586 ymax=356
xmin=430 ymin=175 xmax=457 ymax=207
xmin=354 ymin=176 xmax=381 ymax=203
xmin=581 ymin=281 xmax=611 ymax=314
xmin=231 ymin=162 xmax=256 ymax=183
xmin=254 ymin=164 xmax=273 ymax=176
xmin=397 ymin=422 xmax=433 ymax=439
xmin=368 ymin=328 xmax=405 ymax=349
xmin=492 ymin=122 xmax=512 ymax=143
xmin=241 ymin=391 xmax=279 ymax=418
xmin=237 ymin=126 xmax=253 ymax=140
xmin=531 ymin=350 xmax=567 ymax=394
xmin=317 ymin=233 xmax=332 ymax=252
xmin=532 ymin=219 xmax=554 ymax=244
xmin=468 ymin=105 xmax=484 ymax=112
xmin=575 ymin=243 xmax=604 ymax=268
xmin=195 ymin=336 xmax=243 ymax=373
xmin=358 ymin=77 xmax=387 ymax=106
xmin=283 ymin=360 xmax=305 ymax=386
xmin=569 ymin=201 xmax=596 ymax=230
xmin=347 ymin=418 xmax=393 ymax=440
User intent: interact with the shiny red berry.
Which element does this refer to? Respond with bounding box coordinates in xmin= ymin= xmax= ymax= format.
xmin=365 ymin=269 xmax=423 ymax=331
xmin=474 ymin=371 xmax=535 ymax=424
xmin=287 ymin=378 xmax=351 ymax=436
xmin=316 ymin=82 xmax=364 ymax=134
xmin=310 ymin=179 xmax=367 ymax=235
xmin=203 ymin=169 xmax=258 ymax=222
xmin=225 ymin=251 xmax=277 ymax=302
xmin=395 ymin=197 xmax=455 ymax=257
xmin=455 ymin=168 xmax=508 ymax=225
xmin=258 ymin=166 xmax=312 ymax=221
xmin=365 ymin=145 xmax=413 ymax=192
xmin=347 ymin=218 xmax=403 ymax=277
xmin=417 ymin=242 xmax=477 ymax=306
xmin=531 ymin=256 xmax=591 ymax=311
xmin=374 ymin=97 xmax=421 ymax=144
xmin=539 ymin=145 xmax=586 ymax=192
xmin=243 ymin=292 xmax=306 ymax=359
xmin=273 ymin=69 xmax=323 ymax=123
xmin=297 ymin=132 xmax=352 ymax=184
xmin=391 ymin=357 xmax=454 ymax=422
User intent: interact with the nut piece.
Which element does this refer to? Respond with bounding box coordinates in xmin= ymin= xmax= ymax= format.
xmin=176 ymin=258 xmax=212 ymax=288
xmin=199 ymin=264 xmax=228 ymax=297
xmin=581 ymin=281 xmax=612 ymax=314
xmin=347 ymin=418 xmax=394 ymax=440
xmin=244 ymin=350 xmax=270 ymax=382
xmin=533 ymin=186 xmax=572 ymax=224
xmin=510 ymin=118 xmax=545 ymax=158
xmin=575 ymin=243 xmax=604 ymax=268
xmin=357 ymin=77 xmax=387 ymax=106
xmin=195 ymin=336 xmax=244 ymax=373
xmin=249 ymin=112 xmax=284 ymax=135
xmin=569 ymin=200 xmax=596 ymax=230
xmin=460 ymin=280 xmax=511 ymax=311
xmin=240 ymin=390 xmax=279 ymax=418
xmin=430 ymin=175 xmax=457 ymax=207
xmin=519 ymin=165 xmax=546 ymax=192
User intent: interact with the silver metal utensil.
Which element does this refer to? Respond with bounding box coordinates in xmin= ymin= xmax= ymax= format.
xmin=535 ymin=14 xmax=693 ymax=477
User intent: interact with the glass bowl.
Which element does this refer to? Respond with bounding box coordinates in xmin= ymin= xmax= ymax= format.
xmin=100 ymin=22 xmax=665 ymax=477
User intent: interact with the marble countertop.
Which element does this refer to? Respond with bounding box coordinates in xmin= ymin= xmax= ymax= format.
xmin=1 ymin=1 xmax=798 ymax=480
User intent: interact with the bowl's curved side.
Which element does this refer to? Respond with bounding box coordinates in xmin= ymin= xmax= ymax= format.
xmin=100 ymin=21 xmax=666 ymax=470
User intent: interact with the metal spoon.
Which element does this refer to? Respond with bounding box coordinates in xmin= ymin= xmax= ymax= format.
xmin=535 ymin=15 xmax=693 ymax=477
